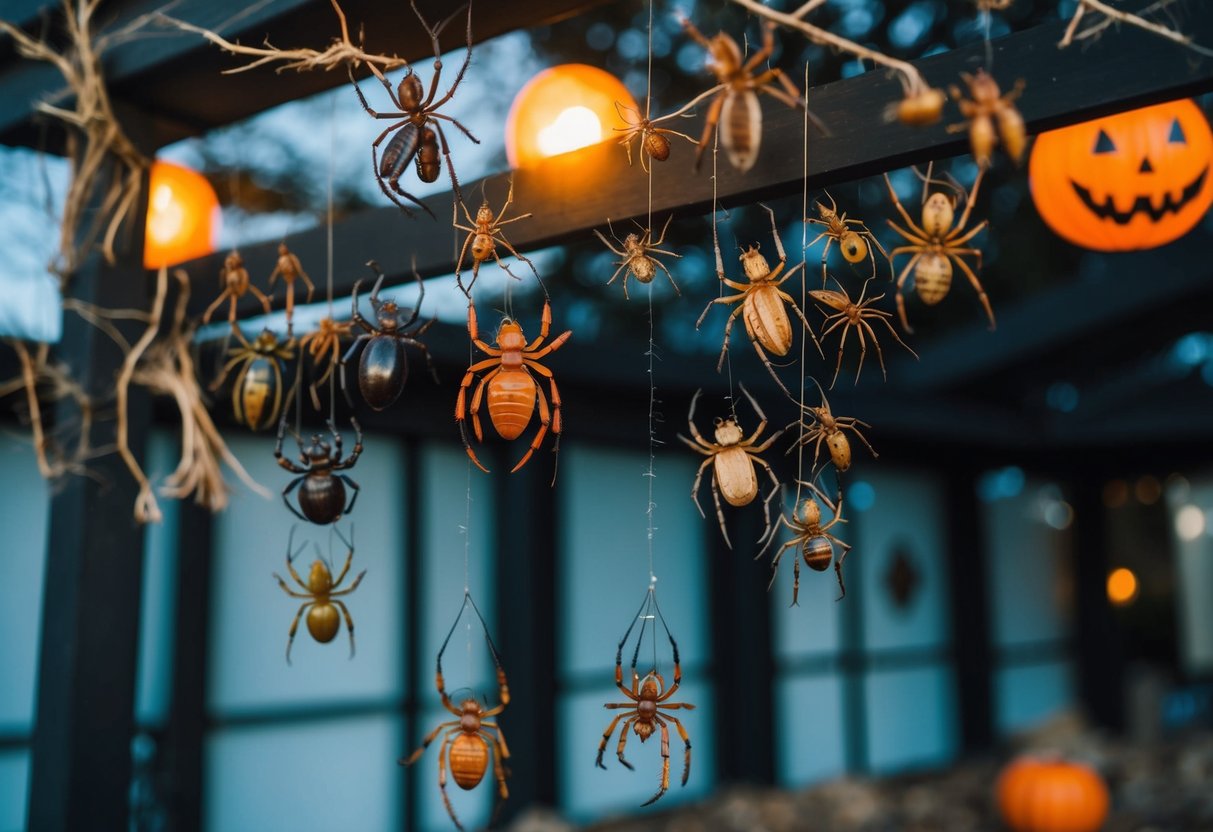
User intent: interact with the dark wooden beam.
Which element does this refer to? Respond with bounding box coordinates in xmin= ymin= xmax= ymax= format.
xmin=178 ymin=5 xmax=1213 ymax=320
xmin=0 ymin=0 xmax=609 ymax=149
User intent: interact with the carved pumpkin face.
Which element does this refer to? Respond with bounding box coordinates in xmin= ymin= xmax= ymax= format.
xmin=1029 ymin=99 xmax=1213 ymax=251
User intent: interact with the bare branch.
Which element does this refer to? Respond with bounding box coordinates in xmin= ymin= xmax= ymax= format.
xmin=1060 ymin=0 xmax=1213 ymax=57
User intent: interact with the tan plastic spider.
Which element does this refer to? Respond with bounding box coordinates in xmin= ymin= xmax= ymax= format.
xmin=759 ymin=480 xmax=852 ymax=605
xmin=272 ymin=526 xmax=365 ymax=664
xmin=299 ymin=315 xmax=353 ymax=409
xmin=786 ymin=377 xmax=876 ymax=474
xmin=453 ymin=178 xmax=539 ymax=296
xmin=593 ymin=215 xmax=681 ymax=298
xmin=810 ymin=277 xmax=917 ymax=388
xmin=614 ymin=100 xmax=697 ymax=172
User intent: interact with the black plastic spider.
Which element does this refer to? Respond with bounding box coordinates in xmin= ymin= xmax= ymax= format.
xmin=348 ymin=1 xmax=479 ymax=218
xmin=275 ymin=417 xmax=363 ymax=526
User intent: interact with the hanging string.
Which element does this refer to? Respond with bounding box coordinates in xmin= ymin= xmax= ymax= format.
xmin=983 ymin=7 xmax=994 ymax=70
xmin=327 ymin=91 xmax=338 ymax=427
xmin=710 ymin=127 xmax=738 ymax=423
xmin=643 ymin=0 xmax=658 ymax=588
xmin=794 ymin=62 xmax=810 ymax=509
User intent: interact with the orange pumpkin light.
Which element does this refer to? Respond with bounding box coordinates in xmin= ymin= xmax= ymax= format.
xmin=143 ymin=159 xmax=220 ymax=269
xmin=1030 ymin=99 xmax=1213 ymax=251
xmin=997 ymin=757 xmax=1110 ymax=832
xmin=505 ymin=64 xmax=638 ymax=168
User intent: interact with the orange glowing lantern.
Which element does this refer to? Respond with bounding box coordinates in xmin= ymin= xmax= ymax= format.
xmin=143 ymin=159 xmax=220 ymax=269
xmin=505 ymin=64 xmax=639 ymax=168
xmin=1030 ymin=99 xmax=1213 ymax=251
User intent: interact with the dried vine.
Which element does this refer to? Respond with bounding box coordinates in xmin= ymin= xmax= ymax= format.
xmin=1060 ymin=0 xmax=1213 ymax=57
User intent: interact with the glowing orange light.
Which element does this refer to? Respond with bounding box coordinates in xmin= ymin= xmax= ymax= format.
xmin=144 ymin=160 xmax=220 ymax=269
xmin=1107 ymin=568 xmax=1139 ymax=606
xmin=505 ymin=64 xmax=638 ymax=168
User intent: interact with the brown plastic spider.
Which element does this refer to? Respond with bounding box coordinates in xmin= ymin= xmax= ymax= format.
xmin=679 ymin=385 xmax=782 ymax=549
xmin=680 ymin=16 xmax=803 ymax=172
xmin=948 ymin=69 xmax=1026 ymax=167
xmin=453 ymin=177 xmax=539 ymax=296
xmin=614 ymin=101 xmax=697 ymax=172
xmin=267 ymin=242 xmax=315 ymax=323
xmin=593 ymin=215 xmax=681 ymax=299
xmin=348 ymin=1 xmax=478 ymax=217
xmin=401 ymin=593 xmax=510 ymax=831
xmin=884 ymin=167 xmax=993 ymax=333
xmin=596 ymin=607 xmax=694 ymax=807
xmin=273 ymin=525 xmax=365 ymax=664
xmin=697 ymin=206 xmax=822 ymax=396
xmin=811 ymin=277 xmax=917 ymax=388
xmin=299 ymin=316 xmax=354 ymax=410
xmin=759 ymin=480 xmax=852 ymax=604
xmin=786 ymin=377 xmax=876 ymax=475
xmin=202 ymin=250 xmax=272 ymax=327
xmin=807 ymin=191 xmax=892 ymax=285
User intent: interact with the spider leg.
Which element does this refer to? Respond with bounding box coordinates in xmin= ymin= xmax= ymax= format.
xmin=775 ymin=288 xmax=826 ymax=359
xmin=494 ymin=239 xmax=545 ymax=296
xmin=330 ymin=599 xmax=357 ymax=659
xmin=401 ymin=335 xmax=440 ymax=384
xmin=853 ymin=315 xmax=874 ymax=384
xmin=952 ymin=166 xmax=986 ymax=232
xmin=427 ymin=112 xmax=479 ymax=143
xmin=272 ymin=573 xmax=310 ymax=600
xmin=694 ymin=293 xmax=745 ymax=330
xmin=420 ymin=0 xmax=474 ymax=112
xmin=436 ymin=732 xmax=465 ymax=832
xmin=486 ymin=726 xmax=510 ymax=805
xmin=283 ymin=601 xmax=311 ymax=665
xmin=946 ymin=219 xmax=990 ymax=247
xmin=829 ymin=320 xmax=852 ymax=390
xmin=883 ymin=173 xmax=932 ymax=240
xmin=693 ymin=93 xmax=726 ymax=171
xmin=481 ymin=721 xmax=510 ymax=759
xmin=468 ymin=367 xmax=498 ymax=443
xmin=832 ymin=536 xmax=854 ymax=599
xmin=280 ymin=477 xmax=309 ymax=522
xmin=894 ymin=252 xmax=923 ymax=334
xmin=335 ymin=474 xmax=361 ymax=519
xmin=509 ymin=378 xmax=551 ymax=474
xmin=689 ymin=457 xmax=712 ymax=522
xmin=870 ymin=310 xmax=919 ymax=360
xmin=663 ymin=713 xmax=693 ymax=787
xmin=430 ymin=120 xmax=467 ymax=207
xmin=613 ymin=716 xmax=638 ymax=771
xmin=951 ymin=252 xmax=996 ymax=330
xmin=653 ymin=258 xmax=681 ymax=296
xmin=201 ymin=291 xmax=229 ymax=325
xmin=401 ymin=720 xmax=460 ymax=766
xmin=753 ymin=456 xmax=782 ymax=545
xmin=641 ymin=717 xmax=672 ymax=806
xmin=716 ymin=304 xmax=746 ymax=373
xmin=710 ymin=472 xmax=733 ymax=550
xmin=749 ymin=334 xmax=793 ymax=398
xmin=742 ymin=21 xmax=777 ymax=72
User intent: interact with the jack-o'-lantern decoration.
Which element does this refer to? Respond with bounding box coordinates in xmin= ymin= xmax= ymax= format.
xmin=1030 ymin=99 xmax=1213 ymax=251
xmin=996 ymin=756 xmax=1110 ymax=832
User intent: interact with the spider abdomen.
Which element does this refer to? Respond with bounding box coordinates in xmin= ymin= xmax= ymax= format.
xmin=841 ymin=232 xmax=868 ymax=263
xmin=358 ymin=337 xmax=408 ymax=411
xmin=306 ymin=603 xmax=341 ymax=643
xmin=914 ymin=253 xmax=953 ymax=305
xmin=827 ymin=432 xmax=852 ymax=471
xmin=235 ymin=358 xmax=281 ymax=431
xmin=644 ymin=131 xmax=670 ymax=162
xmin=743 ymin=286 xmax=793 ymax=356
xmin=380 ymin=123 xmax=421 ymax=180
xmin=299 ymin=475 xmax=348 ymax=525
xmin=714 ymin=447 xmax=758 ymax=506
xmin=488 ymin=369 xmax=537 ymax=440
xmin=415 ymin=128 xmax=440 ymax=183
xmin=721 ymin=90 xmax=762 ymax=173
xmin=449 ymin=733 xmax=489 ymax=789
xmin=803 ymin=535 xmax=834 ymax=572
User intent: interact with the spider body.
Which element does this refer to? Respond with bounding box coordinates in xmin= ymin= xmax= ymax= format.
xmin=807 ymin=192 xmax=891 ymax=283
xmin=948 ymin=69 xmax=1026 ymax=167
xmin=679 ymin=385 xmax=782 ymax=548
xmin=594 ymin=215 xmax=681 ymax=298
xmin=457 ymin=299 xmax=570 ymax=475
xmin=349 ymin=3 xmax=478 ymax=217
xmin=884 ymin=168 xmax=993 ymax=332
xmin=615 ymin=101 xmax=697 ymax=172
xmin=788 ymin=379 xmax=876 ymax=474
xmin=342 ymin=261 xmax=437 ymax=411
xmin=402 ymin=596 xmax=511 ymax=831
xmin=680 ymin=17 xmax=802 ymax=172
xmin=759 ymin=482 xmax=852 ymax=604
xmin=697 ymin=206 xmax=821 ymax=395
xmin=267 ymin=242 xmax=315 ymax=321
xmin=890 ymin=86 xmax=947 ymax=126
xmin=453 ymin=178 xmax=538 ymax=295
xmin=213 ymin=328 xmax=295 ymax=431
xmin=203 ymin=250 xmax=272 ymax=327
xmin=811 ymin=277 xmax=916 ymax=387
xmin=273 ymin=526 xmax=365 ymax=664
xmin=275 ymin=418 xmax=362 ymax=525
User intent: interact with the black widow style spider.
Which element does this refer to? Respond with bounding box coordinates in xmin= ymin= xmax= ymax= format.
xmin=275 ymin=417 xmax=363 ymax=526
xmin=341 ymin=261 xmax=438 ymax=412
xmin=348 ymin=0 xmax=479 ymax=218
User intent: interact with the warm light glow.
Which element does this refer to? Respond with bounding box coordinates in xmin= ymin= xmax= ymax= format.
xmin=536 ymin=106 xmax=603 ymax=157
xmin=144 ymin=160 xmax=220 ymax=269
xmin=1107 ymin=568 xmax=1139 ymax=606
xmin=505 ymin=64 xmax=638 ymax=168
xmin=1176 ymin=504 xmax=1206 ymax=541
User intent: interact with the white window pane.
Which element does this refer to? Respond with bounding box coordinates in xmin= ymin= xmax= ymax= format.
xmin=136 ymin=431 xmax=180 ymax=727
xmin=0 ymin=750 xmax=29 ymax=832
xmin=854 ymin=468 xmax=950 ymax=651
xmin=559 ymin=445 xmax=710 ymax=676
xmin=418 ymin=444 xmax=495 ymax=691
xmin=775 ymin=673 xmax=845 ymax=786
xmin=864 ymin=665 xmax=957 ymax=775
xmin=209 ymin=433 xmax=405 ymax=712
xmin=413 ymin=706 xmax=494 ymax=832
xmin=771 ymin=491 xmax=842 ymax=661
xmin=205 ymin=714 xmax=402 ymax=832
xmin=985 ymin=479 xmax=1073 ymax=647
xmin=0 ymin=435 xmax=50 ymax=730
xmin=995 ymin=661 xmax=1074 ymax=736
xmin=558 ymin=680 xmax=714 ymax=821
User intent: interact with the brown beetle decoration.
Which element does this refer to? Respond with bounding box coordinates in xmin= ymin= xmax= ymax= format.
xmin=948 ymin=69 xmax=1026 ymax=168
xmin=273 ymin=525 xmax=365 ymax=664
xmin=594 ymin=215 xmax=682 ymax=299
xmin=759 ymin=480 xmax=852 ymax=604
xmin=342 ymin=261 xmax=438 ymax=411
xmin=786 ymin=378 xmax=876 ymax=475
xmin=696 ymin=205 xmax=823 ymax=396
xmin=211 ymin=327 xmax=296 ymax=431
xmin=402 ymin=592 xmax=510 ymax=831
xmin=679 ymin=385 xmax=782 ymax=548
xmin=275 ymin=416 xmax=362 ymax=525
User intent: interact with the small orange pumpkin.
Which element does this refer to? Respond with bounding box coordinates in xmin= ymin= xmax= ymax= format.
xmin=996 ymin=757 xmax=1110 ymax=832
xmin=1029 ymin=98 xmax=1213 ymax=251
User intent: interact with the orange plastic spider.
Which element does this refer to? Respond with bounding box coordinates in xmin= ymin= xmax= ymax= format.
xmin=614 ymin=101 xmax=697 ymax=172
xmin=299 ymin=316 xmax=354 ymax=409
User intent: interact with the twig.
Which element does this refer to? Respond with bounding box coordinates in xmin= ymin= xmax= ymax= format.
xmin=1060 ymin=0 xmax=1213 ymax=57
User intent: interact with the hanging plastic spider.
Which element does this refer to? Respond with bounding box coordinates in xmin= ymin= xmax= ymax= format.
xmin=593 ymin=215 xmax=681 ymax=299
xmin=273 ymin=525 xmax=365 ymax=664
xmin=810 ymin=276 xmax=916 ymax=388
xmin=759 ymin=480 xmax=852 ymax=604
